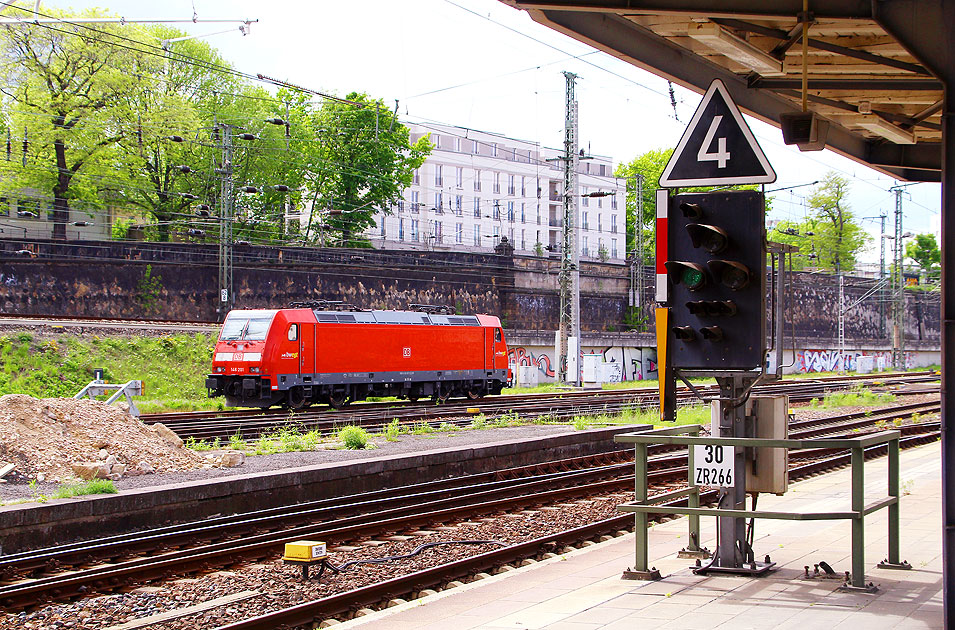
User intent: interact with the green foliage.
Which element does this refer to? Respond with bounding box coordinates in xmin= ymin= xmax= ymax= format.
xmin=469 ymin=414 xmax=488 ymax=430
xmin=135 ymin=264 xmax=163 ymax=314
xmin=573 ymin=416 xmax=589 ymax=430
xmin=0 ymin=332 xmax=218 ymax=412
xmin=51 ymin=479 xmax=117 ymax=499
xmin=338 ymin=425 xmax=370 ymax=449
xmin=228 ymin=431 xmax=247 ymax=451
xmin=906 ymin=234 xmax=940 ymax=282
xmin=769 ymin=173 xmax=870 ymax=272
xmin=821 ymin=386 xmax=895 ymax=408
xmin=383 ymin=418 xmax=403 ymax=441
xmin=185 ymin=436 xmax=221 ymax=451
xmin=438 ymin=421 xmax=458 ymax=433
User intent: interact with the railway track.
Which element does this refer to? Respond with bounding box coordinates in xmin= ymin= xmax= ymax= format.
xmin=0 ymin=400 xmax=940 ymax=617
xmin=142 ymin=371 xmax=940 ymax=441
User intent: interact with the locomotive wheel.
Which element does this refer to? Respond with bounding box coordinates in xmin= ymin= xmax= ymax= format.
xmin=408 ymin=394 xmax=420 ymax=402
xmin=466 ymin=389 xmax=484 ymax=400
xmin=287 ymin=387 xmax=308 ymax=410
xmin=328 ymin=391 xmax=349 ymax=409
xmin=432 ymin=386 xmax=451 ymax=404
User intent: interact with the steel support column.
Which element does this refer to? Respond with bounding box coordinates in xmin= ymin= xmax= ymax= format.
xmin=942 ymin=82 xmax=954 ymax=630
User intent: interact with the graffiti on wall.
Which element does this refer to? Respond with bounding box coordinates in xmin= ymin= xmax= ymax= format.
xmin=796 ymin=349 xmax=915 ymax=373
xmin=508 ymin=346 xmax=658 ymax=382
xmin=508 ymin=347 xmax=555 ymax=378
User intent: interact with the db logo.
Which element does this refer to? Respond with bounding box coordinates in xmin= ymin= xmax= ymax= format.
xmin=233 ymin=352 xmax=243 ymax=361
xmin=402 ymin=347 xmax=411 ymax=358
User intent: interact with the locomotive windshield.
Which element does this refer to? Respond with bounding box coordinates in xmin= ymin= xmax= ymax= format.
xmin=220 ymin=310 xmax=278 ymax=341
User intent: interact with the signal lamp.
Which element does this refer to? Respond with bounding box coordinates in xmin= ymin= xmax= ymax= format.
xmin=708 ymin=260 xmax=751 ymax=290
xmin=672 ymin=326 xmax=697 ymax=341
xmin=679 ymin=202 xmax=703 ymax=220
xmin=665 ymin=261 xmax=708 ymax=291
xmin=686 ymin=223 xmax=729 ymax=254
xmin=686 ymin=300 xmax=737 ymax=317
xmin=700 ymin=326 xmax=724 ymax=341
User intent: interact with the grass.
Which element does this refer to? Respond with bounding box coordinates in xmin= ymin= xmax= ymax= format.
xmin=567 ymin=404 xmax=710 ymax=430
xmin=50 ymin=479 xmax=117 ymax=499
xmin=0 ymin=332 xmax=221 ymax=413
xmin=813 ymin=386 xmax=896 ymax=408
xmin=338 ymin=425 xmax=370 ymax=449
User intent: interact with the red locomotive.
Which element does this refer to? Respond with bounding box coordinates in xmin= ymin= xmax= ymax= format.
xmin=205 ymin=303 xmax=510 ymax=409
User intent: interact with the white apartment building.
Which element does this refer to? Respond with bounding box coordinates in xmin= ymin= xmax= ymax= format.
xmin=366 ymin=122 xmax=627 ymax=264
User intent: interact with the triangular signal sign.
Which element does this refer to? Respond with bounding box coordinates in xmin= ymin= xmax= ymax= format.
xmin=659 ymin=79 xmax=776 ymax=187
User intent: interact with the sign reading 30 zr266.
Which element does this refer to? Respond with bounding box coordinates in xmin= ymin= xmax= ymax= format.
xmin=693 ymin=444 xmax=735 ymax=487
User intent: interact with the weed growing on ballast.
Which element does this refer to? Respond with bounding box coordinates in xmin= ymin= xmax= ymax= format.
xmin=339 ymin=425 xmax=370 ymax=449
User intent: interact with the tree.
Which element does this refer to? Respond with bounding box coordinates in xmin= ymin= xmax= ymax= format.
xmin=769 ymin=173 xmax=870 ymax=272
xmin=0 ymin=8 xmax=151 ymax=239
xmin=303 ymin=93 xmax=431 ymax=247
xmin=615 ymin=148 xmax=769 ymax=264
xmin=906 ymin=233 xmax=940 ymax=281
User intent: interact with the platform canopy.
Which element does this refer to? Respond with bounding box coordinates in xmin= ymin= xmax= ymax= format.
xmin=499 ymin=0 xmax=949 ymax=183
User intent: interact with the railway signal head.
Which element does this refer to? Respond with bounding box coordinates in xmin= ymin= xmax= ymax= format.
xmin=665 ymin=190 xmax=766 ymax=371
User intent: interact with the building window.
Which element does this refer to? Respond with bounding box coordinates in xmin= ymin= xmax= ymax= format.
xmin=433 ymin=134 xmax=441 ymax=149
xmin=611 ymin=193 xmax=617 ymax=209
xmin=611 ymin=214 xmax=617 ymax=234
xmin=582 ymin=236 xmax=589 ymax=257
xmin=493 ymin=202 xmax=501 ymax=221
xmin=455 ymin=166 xmax=463 ymax=188
xmin=612 ymin=238 xmax=618 ymax=258
xmin=411 ymin=219 xmax=419 ymax=242
xmin=521 ymin=176 xmax=526 ymax=196
xmin=472 ymin=139 xmax=479 ymax=153
xmin=474 ymin=230 xmax=481 ymax=246
xmin=380 ymin=219 xmax=386 ymax=237
xmin=454 ymin=195 xmax=463 ymax=216
xmin=411 ymin=191 xmax=419 ymax=212
xmin=493 ymin=172 xmax=500 ymax=194
xmin=412 ymin=169 xmax=419 ymax=185
xmin=473 ymin=197 xmax=481 ymax=218
xmin=598 ymin=214 xmax=602 ymax=232
xmin=434 ymin=192 xmax=443 ymax=213
xmin=508 ymin=174 xmax=515 ymax=196
xmin=508 ymin=227 xmax=514 ymax=243
xmin=456 ymin=222 xmax=463 ymax=243
xmin=581 ymin=187 xmax=589 ymax=207
xmin=473 ymin=169 xmax=481 ymax=191
xmin=493 ymin=225 xmax=500 ymax=241
xmin=398 ymin=218 xmax=405 ymax=241
xmin=397 ymin=200 xmax=404 ymax=213
xmin=433 ymin=221 xmax=443 ymax=244
xmin=507 ymin=201 xmax=514 ymax=222
xmin=597 ymin=196 xmax=602 ymax=208
xmin=454 ymin=137 xmax=461 ymax=152
xmin=520 ymin=203 xmax=525 ymax=223
xmin=434 ymin=164 xmax=443 ymax=187
xmin=491 ymin=143 xmax=498 ymax=157
xmin=521 ymin=229 xmax=525 ymax=250
xmin=582 ymin=211 xmax=588 ymax=231
xmin=537 ymin=206 xmax=541 ymax=225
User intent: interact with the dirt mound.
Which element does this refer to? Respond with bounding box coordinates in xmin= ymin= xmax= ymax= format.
xmin=0 ymin=395 xmax=205 ymax=482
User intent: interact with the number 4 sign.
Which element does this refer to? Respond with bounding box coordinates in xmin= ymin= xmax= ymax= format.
xmin=693 ymin=444 xmax=736 ymax=488
xmin=660 ymin=79 xmax=776 ymax=187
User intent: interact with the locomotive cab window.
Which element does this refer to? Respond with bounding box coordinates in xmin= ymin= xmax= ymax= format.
xmin=494 ymin=328 xmax=502 ymax=342
xmin=288 ymin=324 xmax=298 ymax=341
xmin=219 ymin=310 xmax=278 ymax=341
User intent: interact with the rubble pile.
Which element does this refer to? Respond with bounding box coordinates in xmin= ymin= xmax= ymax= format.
xmin=0 ymin=395 xmax=208 ymax=483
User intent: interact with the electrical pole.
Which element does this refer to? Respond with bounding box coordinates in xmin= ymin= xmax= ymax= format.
xmin=556 ymin=71 xmax=580 ymax=386
xmin=216 ymin=123 xmax=234 ymax=320
xmin=891 ymin=186 xmax=905 ymax=370
xmin=629 ymin=174 xmax=646 ymax=330
xmin=879 ymin=211 xmax=887 ymax=338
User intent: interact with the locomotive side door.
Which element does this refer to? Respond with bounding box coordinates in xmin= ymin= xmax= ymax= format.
xmin=300 ymin=323 xmax=315 ymax=376
xmin=492 ymin=327 xmax=505 ymax=369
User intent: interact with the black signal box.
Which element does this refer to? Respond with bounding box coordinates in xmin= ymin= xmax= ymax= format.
xmin=664 ymin=190 xmax=766 ymax=371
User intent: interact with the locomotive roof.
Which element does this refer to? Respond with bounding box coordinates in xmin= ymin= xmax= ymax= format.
xmin=312 ymin=309 xmax=482 ymax=326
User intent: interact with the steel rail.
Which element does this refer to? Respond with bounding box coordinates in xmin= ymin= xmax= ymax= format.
xmin=213 ymin=429 xmax=940 ymax=630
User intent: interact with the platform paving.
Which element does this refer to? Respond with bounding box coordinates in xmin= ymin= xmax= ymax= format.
xmin=340 ymin=442 xmax=943 ymax=630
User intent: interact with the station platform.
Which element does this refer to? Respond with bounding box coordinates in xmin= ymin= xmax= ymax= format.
xmin=342 ymin=442 xmax=943 ymax=630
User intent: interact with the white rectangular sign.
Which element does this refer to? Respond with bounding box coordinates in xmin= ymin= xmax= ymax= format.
xmin=693 ymin=444 xmax=735 ymax=487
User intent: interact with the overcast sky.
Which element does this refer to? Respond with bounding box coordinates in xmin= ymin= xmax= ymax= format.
xmin=28 ymin=0 xmax=944 ymax=263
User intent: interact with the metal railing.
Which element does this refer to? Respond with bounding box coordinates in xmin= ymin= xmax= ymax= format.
xmin=615 ymin=425 xmax=909 ymax=589
xmin=74 ymin=379 xmax=144 ymax=417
